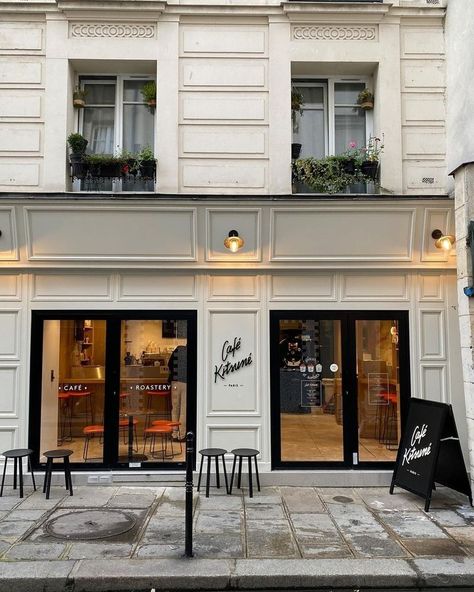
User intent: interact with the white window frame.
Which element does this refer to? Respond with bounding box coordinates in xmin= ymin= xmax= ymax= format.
xmin=293 ymin=75 xmax=374 ymax=156
xmin=74 ymin=74 xmax=155 ymax=192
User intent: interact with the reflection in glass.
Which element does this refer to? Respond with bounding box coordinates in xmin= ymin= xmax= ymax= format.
xmin=278 ymin=319 xmax=343 ymax=462
xmin=119 ymin=319 xmax=188 ymax=464
xmin=356 ymin=320 xmax=401 ymax=462
xmin=40 ymin=320 xmax=106 ymax=463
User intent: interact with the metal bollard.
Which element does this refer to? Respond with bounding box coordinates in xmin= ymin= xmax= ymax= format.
xmin=184 ymin=431 xmax=194 ymax=557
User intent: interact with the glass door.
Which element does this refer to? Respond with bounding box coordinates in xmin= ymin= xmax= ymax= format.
xmin=30 ymin=311 xmax=196 ymax=470
xmin=270 ymin=311 xmax=410 ymax=469
xmin=270 ymin=313 xmax=350 ymax=467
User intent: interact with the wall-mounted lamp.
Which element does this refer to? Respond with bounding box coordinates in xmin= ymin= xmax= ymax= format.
xmin=432 ymin=229 xmax=455 ymax=252
xmin=464 ymin=222 xmax=474 ymax=296
xmin=224 ymin=230 xmax=244 ymax=253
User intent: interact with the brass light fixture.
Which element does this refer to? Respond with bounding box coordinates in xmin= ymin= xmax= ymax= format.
xmin=224 ymin=230 xmax=244 ymax=253
xmin=432 ymin=229 xmax=455 ymax=252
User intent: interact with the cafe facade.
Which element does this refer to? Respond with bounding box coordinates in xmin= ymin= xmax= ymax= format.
xmin=0 ymin=0 xmax=464 ymax=485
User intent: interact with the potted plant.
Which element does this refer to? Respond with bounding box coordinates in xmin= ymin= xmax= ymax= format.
xmin=360 ymin=135 xmax=384 ymax=181
xmin=67 ymin=132 xmax=88 ymax=179
xmin=136 ymin=146 xmax=156 ymax=179
xmin=73 ymin=87 xmax=87 ymax=108
xmin=140 ymin=81 xmax=156 ymax=110
xmin=292 ymin=155 xmax=359 ymax=194
xmin=357 ymin=88 xmax=374 ymax=110
xmin=84 ymin=154 xmax=125 ymax=179
xmin=291 ymin=87 xmax=304 ymax=159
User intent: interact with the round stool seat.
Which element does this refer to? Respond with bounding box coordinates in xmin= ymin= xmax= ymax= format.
xmin=200 ymin=448 xmax=227 ymax=457
xmin=231 ymin=448 xmax=259 ymax=457
xmin=230 ymin=448 xmax=261 ymax=498
xmin=197 ymin=448 xmax=228 ymax=497
xmin=43 ymin=449 xmax=73 ymax=459
xmin=2 ymin=448 xmax=33 ymax=459
xmin=42 ymin=449 xmax=73 ymax=500
xmin=83 ymin=425 xmax=103 ymax=434
xmin=1 ymin=448 xmax=36 ymax=498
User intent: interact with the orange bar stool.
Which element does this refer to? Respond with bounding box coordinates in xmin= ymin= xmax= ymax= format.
xmin=82 ymin=425 xmax=104 ymax=461
xmin=143 ymin=425 xmax=173 ymax=460
xmin=145 ymin=389 xmax=172 ymax=429
xmin=119 ymin=417 xmax=139 ymax=451
xmin=151 ymin=420 xmax=182 ymax=455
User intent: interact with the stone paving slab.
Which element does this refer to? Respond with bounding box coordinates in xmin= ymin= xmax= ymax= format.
xmin=66 ymin=542 xmax=134 ymax=559
xmin=381 ymin=510 xmax=448 ymax=539
xmin=0 ymin=560 xmax=74 ymax=592
xmin=414 ymin=557 xmax=474 ymax=587
xmin=4 ymin=541 xmax=66 ymax=560
xmin=71 ymin=558 xmax=232 ymax=591
xmin=280 ymin=486 xmax=325 ymax=513
xmin=246 ymin=519 xmax=297 ymax=558
xmin=232 ymin=558 xmax=418 ymax=589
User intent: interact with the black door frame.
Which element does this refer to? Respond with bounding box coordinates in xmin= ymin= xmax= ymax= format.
xmin=28 ymin=309 xmax=197 ymax=471
xmin=270 ymin=310 xmax=411 ymax=470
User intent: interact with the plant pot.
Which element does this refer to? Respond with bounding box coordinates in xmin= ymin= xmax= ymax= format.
xmin=146 ymin=99 xmax=156 ymax=110
xmin=341 ymin=158 xmax=356 ymax=175
xmin=139 ymin=160 xmax=156 ymax=180
xmin=73 ymin=98 xmax=86 ymax=108
xmin=88 ymin=162 xmax=122 ymax=178
xmin=359 ymin=101 xmax=374 ymax=110
xmin=361 ymin=160 xmax=378 ymax=180
xmin=69 ymin=153 xmax=87 ymax=179
xmin=291 ymin=143 xmax=302 ymax=160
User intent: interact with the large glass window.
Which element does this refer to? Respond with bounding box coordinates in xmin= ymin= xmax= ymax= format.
xmin=292 ymin=78 xmax=371 ymax=157
xmin=33 ymin=313 xmax=195 ymax=468
xmin=77 ymin=76 xmax=155 ymax=192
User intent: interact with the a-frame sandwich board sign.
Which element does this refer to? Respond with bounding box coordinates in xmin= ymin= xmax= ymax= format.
xmin=390 ymin=398 xmax=472 ymax=512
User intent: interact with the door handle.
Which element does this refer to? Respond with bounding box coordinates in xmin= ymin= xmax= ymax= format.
xmin=344 ymin=390 xmax=349 ymax=397
xmin=50 ymin=370 xmax=55 ymax=382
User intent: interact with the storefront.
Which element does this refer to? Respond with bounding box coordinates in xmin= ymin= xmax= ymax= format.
xmin=0 ymin=197 xmax=464 ymax=484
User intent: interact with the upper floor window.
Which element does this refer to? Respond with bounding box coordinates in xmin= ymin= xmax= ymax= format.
xmin=75 ymin=76 xmax=155 ymax=191
xmin=292 ymin=78 xmax=372 ymax=159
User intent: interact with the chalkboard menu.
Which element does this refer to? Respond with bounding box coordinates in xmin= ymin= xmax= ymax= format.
xmin=390 ymin=398 xmax=472 ymax=511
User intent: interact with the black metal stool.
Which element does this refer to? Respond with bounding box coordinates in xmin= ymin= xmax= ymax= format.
xmin=0 ymin=448 xmax=36 ymax=498
xmin=229 ymin=448 xmax=260 ymax=498
xmin=197 ymin=448 xmax=228 ymax=497
xmin=42 ymin=449 xmax=73 ymax=500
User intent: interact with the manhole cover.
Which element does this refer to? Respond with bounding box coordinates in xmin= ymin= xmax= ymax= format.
xmin=45 ymin=509 xmax=137 ymax=541
xmin=332 ymin=495 xmax=354 ymax=503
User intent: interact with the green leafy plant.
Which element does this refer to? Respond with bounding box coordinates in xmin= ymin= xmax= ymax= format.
xmin=140 ymin=81 xmax=156 ymax=107
xmin=360 ymin=135 xmax=384 ymax=162
xmin=137 ymin=146 xmax=154 ymax=162
xmin=67 ymin=133 xmax=88 ymax=154
xmin=292 ymin=155 xmax=360 ymax=194
xmin=84 ymin=154 xmax=125 ymax=166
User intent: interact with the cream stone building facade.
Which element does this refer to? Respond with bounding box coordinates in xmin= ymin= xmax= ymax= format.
xmin=0 ymin=0 xmax=465 ymax=486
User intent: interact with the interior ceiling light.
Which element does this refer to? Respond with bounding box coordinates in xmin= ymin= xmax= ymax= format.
xmin=432 ymin=229 xmax=455 ymax=251
xmin=224 ymin=230 xmax=244 ymax=253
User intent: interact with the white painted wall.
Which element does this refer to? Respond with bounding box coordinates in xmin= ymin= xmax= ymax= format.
xmin=0 ymin=2 xmax=448 ymax=195
xmin=446 ymin=0 xmax=474 ymax=176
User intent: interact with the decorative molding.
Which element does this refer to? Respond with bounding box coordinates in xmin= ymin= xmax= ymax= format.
xmin=292 ymin=25 xmax=377 ymax=42
xmin=69 ymin=23 xmax=156 ymax=39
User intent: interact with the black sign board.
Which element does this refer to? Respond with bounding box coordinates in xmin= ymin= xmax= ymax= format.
xmin=390 ymin=398 xmax=472 ymax=511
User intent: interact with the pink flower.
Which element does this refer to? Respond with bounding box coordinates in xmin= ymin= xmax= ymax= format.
xmin=349 ymin=141 xmax=357 ymax=149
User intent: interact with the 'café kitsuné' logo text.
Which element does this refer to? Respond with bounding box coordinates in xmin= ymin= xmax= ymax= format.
xmin=214 ymin=337 xmax=253 ymax=383
xmin=402 ymin=423 xmax=432 ymax=466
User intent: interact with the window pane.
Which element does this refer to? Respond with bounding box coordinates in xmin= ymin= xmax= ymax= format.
xmin=295 ymin=86 xmax=324 ymax=106
xmin=120 ymin=320 xmax=188 ymax=464
xmin=356 ymin=320 xmax=401 ymax=462
xmin=278 ymin=318 xmax=343 ymax=462
xmin=124 ymin=80 xmax=150 ymax=103
xmin=83 ymin=107 xmax=115 ymax=154
xmin=122 ymin=104 xmax=154 ymax=153
xmin=335 ymin=106 xmax=366 ymax=154
xmin=335 ymin=82 xmax=365 ymax=105
xmin=40 ymin=319 xmax=107 ymax=464
xmin=293 ymin=109 xmax=325 ymax=159
xmin=84 ymin=83 xmax=116 ymax=105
